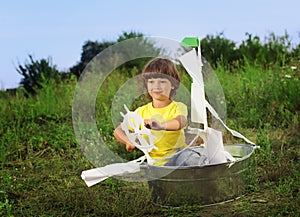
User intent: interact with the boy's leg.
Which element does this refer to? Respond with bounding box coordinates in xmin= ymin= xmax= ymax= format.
xmin=165 ymin=148 xmax=208 ymax=166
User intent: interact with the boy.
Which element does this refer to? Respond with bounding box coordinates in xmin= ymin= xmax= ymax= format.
xmin=114 ymin=57 xmax=202 ymax=166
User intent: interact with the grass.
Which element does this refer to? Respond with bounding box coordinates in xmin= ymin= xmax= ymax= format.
xmin=1 ymin=61 xmax=299 ymax=216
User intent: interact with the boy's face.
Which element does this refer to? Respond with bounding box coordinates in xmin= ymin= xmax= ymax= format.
xmin=147 ymin=77 xmax=173 ymax=101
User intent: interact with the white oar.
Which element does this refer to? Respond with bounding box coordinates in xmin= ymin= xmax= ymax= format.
xmin=81 ymin=105 xmax=156 ymax=187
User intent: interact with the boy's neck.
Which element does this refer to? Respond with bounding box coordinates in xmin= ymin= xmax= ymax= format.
xmin=152 ymin=99 xmax=172 ymax=108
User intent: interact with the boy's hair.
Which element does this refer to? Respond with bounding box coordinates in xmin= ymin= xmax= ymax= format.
xmin=142 ymin=57 xmax=180 ymax=98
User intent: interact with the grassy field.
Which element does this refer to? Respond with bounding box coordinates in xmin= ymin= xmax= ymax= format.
xmin=1 ymin=60 xmax=299 ymax=216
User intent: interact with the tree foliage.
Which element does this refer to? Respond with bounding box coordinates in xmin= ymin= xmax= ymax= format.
xmin=17 ymin=55 xmax=61 ymax=95
xmin=201 ymin=31 xmax=298 ymax=69
xmin=71 ymin=31 xmax=142 ymax=78
xmin=70 ymin=40 xmax=114 ymax=78
xmin=201 ymin=32 xmax=239 ymax=67
xmin=15 ymin=31 xmax=299 ymax=95
xmin=117 ymin=31 xmax=144 ymax=42
xmin=70 ymin=31 xmax=161 ymax=78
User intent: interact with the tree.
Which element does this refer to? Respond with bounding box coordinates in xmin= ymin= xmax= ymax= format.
xmin=201 ymin=33 xmax=239 ymax=68
xmin=17 ymin=55 xmax=61 ymax=95
xmin=70 ymin=31 xmax=161 ymax=78
xmin=70 ymin=40 xmax=114 ymax=78
xmin=117 ymin=31 xmax=144 ymax=42
xmin=115 ymin=31 xmax=161 ymax=76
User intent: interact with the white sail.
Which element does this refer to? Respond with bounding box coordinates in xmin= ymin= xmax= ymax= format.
xmin=178 ymin=49 xmax=207 ymax=128
xmin=179 ymin=39 xmax=255 ymax=164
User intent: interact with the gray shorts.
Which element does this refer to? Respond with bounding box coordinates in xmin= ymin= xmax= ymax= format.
xmin=164 ymin=147 xmax=208 ymax=166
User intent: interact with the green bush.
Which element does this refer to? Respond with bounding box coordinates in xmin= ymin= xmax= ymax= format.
xmin=17 ymin=55 xmax=62 ymax=95
xmin=201 ymin=32 xmax=298 ymax=69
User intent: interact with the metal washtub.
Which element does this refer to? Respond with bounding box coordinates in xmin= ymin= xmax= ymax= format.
xmin=146 ymin=144 xmax=256 ymax=207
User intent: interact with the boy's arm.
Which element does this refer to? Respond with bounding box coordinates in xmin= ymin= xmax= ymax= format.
xmin=113 ymin=125 xmax=136 ymax=152
xmin=145 ymin=115 xmax=187 ymax=131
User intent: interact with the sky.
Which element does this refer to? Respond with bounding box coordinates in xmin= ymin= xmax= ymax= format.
xmin=1 ymin=0 xmax=300 ymax=90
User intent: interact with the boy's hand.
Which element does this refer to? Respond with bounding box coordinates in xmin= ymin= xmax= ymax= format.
xmin=144 ymin=119 xmax=165 ymax=130
xmin=144 ymin=115 xmax=187 ymax=131
xmin=125 ymin=142 xmax=136 ymax=152
xmin=114 ymin=125 xmax=136 ymax=152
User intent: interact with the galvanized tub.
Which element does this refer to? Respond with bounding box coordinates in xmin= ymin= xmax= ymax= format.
xmin=146 ymin=144 xmax=256 ymax=207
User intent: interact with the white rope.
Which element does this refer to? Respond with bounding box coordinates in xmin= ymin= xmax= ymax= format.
xmin=205 ymin=100 xmax=255 ymax=145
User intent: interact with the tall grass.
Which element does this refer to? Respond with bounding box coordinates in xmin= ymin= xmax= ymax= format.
xmin=216 ymin=61 xmax=300 ymax=129
xmin=0 ymin=77 xmax=77 ymax=166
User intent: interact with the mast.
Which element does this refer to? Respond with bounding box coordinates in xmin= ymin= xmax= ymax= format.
xmin=179 ymin=37 xmax=207 ymax=130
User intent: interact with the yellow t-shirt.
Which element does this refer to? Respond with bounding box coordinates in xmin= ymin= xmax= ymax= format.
xmin=137 ymin=101 xmax=188 ymax=166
